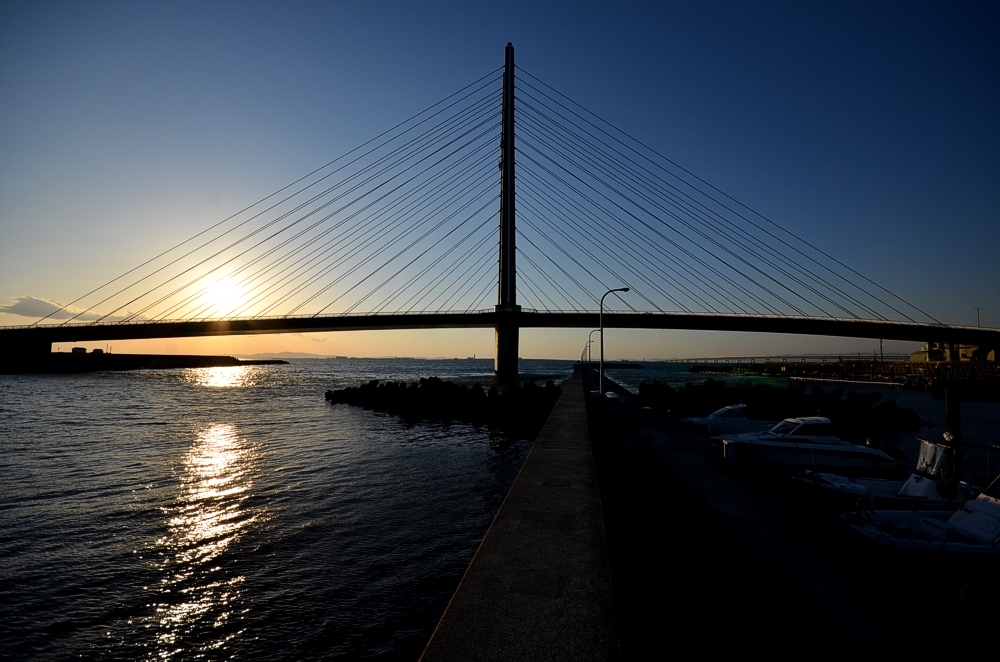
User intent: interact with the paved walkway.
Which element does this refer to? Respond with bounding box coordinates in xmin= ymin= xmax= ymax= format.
xmin=420 ymin=374 xmax=621 ymax=661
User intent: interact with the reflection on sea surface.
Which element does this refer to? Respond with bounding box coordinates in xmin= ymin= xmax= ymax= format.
xmin=151 ymin=424 xmax=264 ymax=657
xmin=186 ymin=365 xmax=259 ymax=388
xmin=2 ymin=359 xmax=567 ymax=659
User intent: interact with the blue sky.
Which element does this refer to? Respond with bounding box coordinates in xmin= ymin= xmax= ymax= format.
xmin=1 ymin=1 xmax=997 ymax=358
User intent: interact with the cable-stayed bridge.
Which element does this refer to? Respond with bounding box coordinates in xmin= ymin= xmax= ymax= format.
xmin=4 ymin=44 xmax=998 ymax=375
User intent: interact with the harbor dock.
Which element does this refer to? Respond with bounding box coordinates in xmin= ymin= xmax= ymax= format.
xmin=585 ymin=368 xmax=996 ymax=656
xmin=425 ymin=366 xmax=997 ymax=658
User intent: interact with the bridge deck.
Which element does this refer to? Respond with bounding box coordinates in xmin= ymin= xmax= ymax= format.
xmin=3 ymin=311 xmax=999 ymax=349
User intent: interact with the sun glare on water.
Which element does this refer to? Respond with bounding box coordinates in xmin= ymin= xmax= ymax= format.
xmin=149 ymin=423 xmax=265 ymax=655
xmin=189 ymin=366 xmax=256 ymax=388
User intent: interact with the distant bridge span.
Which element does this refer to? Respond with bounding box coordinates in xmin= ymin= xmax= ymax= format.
xmin=4 ymin=312 xmax=999 ymax=352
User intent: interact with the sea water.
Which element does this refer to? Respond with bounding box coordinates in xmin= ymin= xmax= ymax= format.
xmin=0 ymin=359 xmax=569 ymax=660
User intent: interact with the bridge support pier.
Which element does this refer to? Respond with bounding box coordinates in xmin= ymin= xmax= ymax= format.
xmin=494 ymin=305 xmax=520 ymax=379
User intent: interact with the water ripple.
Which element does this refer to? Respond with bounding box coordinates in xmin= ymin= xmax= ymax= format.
xmin=145 ymin=423 xmax=264 ymax=658
xmin=0 ymin=359 xmax=563 ymax=659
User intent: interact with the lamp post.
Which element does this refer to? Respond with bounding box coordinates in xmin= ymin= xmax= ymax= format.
xmin=600 ymin=287 xmax=629 ymax=395
xmin=975 ymin=307 xmax=982 ymax=327
xmin=588 ymin=329 xmax=600 ymax=364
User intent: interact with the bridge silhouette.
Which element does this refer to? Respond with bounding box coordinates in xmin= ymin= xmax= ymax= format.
xmin=4 ymin=44 xmax=998 ymax=375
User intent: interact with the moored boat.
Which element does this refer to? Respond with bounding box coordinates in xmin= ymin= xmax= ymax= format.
xmin=840 ymin=426 xmax=1000 ymax=555
xmin=716 ymin=416 xmax=899 ymax=474
xmin=681 ymin=404 xmax=776 ymax=436
xmin=842 ymin=482 xmax=1000 ymax=556
xmin=792 ymin=435 xmax=977 ymax=511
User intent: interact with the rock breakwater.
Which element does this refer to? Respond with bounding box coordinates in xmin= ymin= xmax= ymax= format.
xmin=326 ymin=377 xmax=563 ymax=440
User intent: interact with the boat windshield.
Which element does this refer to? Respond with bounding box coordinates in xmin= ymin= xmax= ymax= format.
xmin=770 ymin=421 xmax=798 ymax=435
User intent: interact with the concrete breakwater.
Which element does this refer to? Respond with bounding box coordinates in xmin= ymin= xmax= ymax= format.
xmin=325 ymin=377 xmax=562 ymax=440
xmin=421 ymin=372 xmax=620 ymax=661
xmin=0 ymin=352 xmax=287 ymax=374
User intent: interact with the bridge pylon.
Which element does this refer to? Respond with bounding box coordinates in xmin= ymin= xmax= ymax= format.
xmin=495 ymin=42 xmax=520 ymax=378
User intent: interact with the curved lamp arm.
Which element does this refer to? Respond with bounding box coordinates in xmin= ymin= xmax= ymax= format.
xmin=599 ymin=287 xmax=629 ymax=395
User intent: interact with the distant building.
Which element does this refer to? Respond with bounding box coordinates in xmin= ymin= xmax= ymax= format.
xmin=911 ymin=342 xmax=995 ymax=362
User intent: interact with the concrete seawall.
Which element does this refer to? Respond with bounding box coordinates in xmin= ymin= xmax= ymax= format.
xmin=0 ymin=352 xmax=287 ymax=374
xmin=420 ymin=373 xmax=621 ymax=661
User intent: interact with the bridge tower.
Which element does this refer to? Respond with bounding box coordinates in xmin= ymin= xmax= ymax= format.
xmin=495 ymin=42 xmax=520 ymax=378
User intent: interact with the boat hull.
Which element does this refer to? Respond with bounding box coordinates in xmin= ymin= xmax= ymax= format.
xmin=843 ymin=510 xmax=1000 ymax=556
xmin=722 ymin=438 xmax=899 ymax=475
xmin=790 ymin=473 xmax=970 ymax=513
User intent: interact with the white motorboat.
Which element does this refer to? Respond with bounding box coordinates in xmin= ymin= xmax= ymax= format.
xmin=682 ymin=404 xmax=776 ymax=436
xmin=794 ymin=435 xmax=977 ymax=511
xmin=843 ymin=482 xmax=1000 ymax=555
xmin=840 ymin=431 xmax=1000 ymax=554
xmin=716 ymin=416 xmax=899 ymax=474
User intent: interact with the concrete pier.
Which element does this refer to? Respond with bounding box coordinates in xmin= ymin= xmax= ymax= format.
xmin=420 ymin=373 xmax=620 ymax=661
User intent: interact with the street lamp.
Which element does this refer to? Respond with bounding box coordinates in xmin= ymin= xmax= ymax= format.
xmin=600 ymin=287 xmax=629 ymax=395
xmin=588 ymin=329 xmax=600 ymax=364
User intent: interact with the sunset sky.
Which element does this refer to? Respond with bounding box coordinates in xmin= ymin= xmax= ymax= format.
xmin=1 ymin=2 xmax=997 ymax=359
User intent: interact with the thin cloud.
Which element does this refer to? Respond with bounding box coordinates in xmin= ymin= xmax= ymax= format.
xmin=0 ymin=296 xmax=143 ymax=322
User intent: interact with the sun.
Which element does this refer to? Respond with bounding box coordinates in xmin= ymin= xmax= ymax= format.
xmin=205 ymin=278 xmax=244 ymax=315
